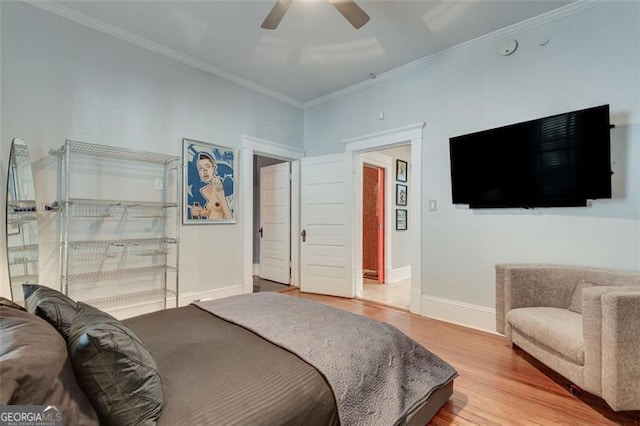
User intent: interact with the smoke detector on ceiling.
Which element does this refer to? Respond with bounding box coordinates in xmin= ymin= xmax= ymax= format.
xmin=499 ymin=39 xmax=518 ymax=56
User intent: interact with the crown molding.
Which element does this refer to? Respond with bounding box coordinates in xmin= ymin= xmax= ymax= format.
xmin=23 ymin=0 xmax=304 ymax=109
xmin=304 ymin=0 xmax=607 ymax=109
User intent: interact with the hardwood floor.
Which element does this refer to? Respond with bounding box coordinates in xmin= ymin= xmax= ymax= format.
xmin=286 ymin=290 xmax=640 ymax=425
xmin=252 ymin=275 xmax=291 ymax=293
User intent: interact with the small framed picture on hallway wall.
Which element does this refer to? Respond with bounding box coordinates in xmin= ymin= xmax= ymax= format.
xmin=396 ymin=184 xmax=407 ymax=206
xmin=396 ymin=159 xmax=407 ymax=182
xmin=396 ymin=209 xmax=407 ymax=230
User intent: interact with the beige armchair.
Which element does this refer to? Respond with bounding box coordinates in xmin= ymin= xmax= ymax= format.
xmin=495 ymin=264 xmax=640 ymax=411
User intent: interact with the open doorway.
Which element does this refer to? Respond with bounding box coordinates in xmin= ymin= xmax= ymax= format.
xmin=243 ymin=127 xmax=423 ymax=305
xmin=358 ymin=145 xmax=412 ymax=311
xmin=362 ymin=163 xmax=385 ymax=283
xmin=241 ymin=135 xmax=304 ymax=295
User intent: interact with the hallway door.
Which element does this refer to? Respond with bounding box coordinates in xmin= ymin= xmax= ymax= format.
xmin=300 ymin=153 xmax=354 ymax=297
xmin=259 ymin=162 xmax=291 ymax=284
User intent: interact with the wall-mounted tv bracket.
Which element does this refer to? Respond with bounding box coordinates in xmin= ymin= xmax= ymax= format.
xmin=610 ymin=123 xmax=615 ymax=176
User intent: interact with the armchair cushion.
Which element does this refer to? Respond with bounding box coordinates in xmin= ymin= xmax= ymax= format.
xmin=507 ymin=307 xmax=584 ymax=365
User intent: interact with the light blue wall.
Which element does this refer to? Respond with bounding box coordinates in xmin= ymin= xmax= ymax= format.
xmin=2 ymin=1 xmax=639 ymax=314
xmin=0 ymin=2 xmax=303 ymax=298
xmin=304 ymin=1 xmax=640 ymax=308
xmin=376 ymin=145 xmax=411 ymax=271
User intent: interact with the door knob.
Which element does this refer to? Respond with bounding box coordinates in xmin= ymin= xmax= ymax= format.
xmin=259 ymin=227 xmax=263 ymax=238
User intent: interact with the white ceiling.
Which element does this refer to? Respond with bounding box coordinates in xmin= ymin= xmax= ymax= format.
xmin=50 ymin=0 xmax=574 ymax=105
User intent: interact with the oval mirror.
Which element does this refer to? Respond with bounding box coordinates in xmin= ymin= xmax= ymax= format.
xmin=6 ymin=138 xmax=39 ymax=303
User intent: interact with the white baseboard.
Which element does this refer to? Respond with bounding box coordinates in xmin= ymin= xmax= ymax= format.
xmin=110 ymin=302 xmax=168 ymax=321
xmin=109 ymin=285 xmax=244 ymax=320
xmin=410 ymin=288 xmax=422 ymax=315
xmin=420 ymin=295 xmax=499 ymax=335
xmin=388 ymin=266 xmax=411 ymax=283
xmin=253 ymin=263 xmax=259 ymax=276
xmin=179 ymin=285 xmax=244 ymax=306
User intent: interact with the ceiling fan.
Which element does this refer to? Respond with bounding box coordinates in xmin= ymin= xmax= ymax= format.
xmin=261 ymin=0 xmax=370 ymax=30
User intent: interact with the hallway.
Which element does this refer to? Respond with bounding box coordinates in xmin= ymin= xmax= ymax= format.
xmin=360 ymin=277 xmax=410 ymax=311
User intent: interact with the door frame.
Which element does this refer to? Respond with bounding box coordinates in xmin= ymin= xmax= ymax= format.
xmin=241 ymin=135 xmax=304 ymax=294
xmin=344 ymin=123 xmax=425 ymax=314
xmin=358 ymin=152 xmax=393 ymax=293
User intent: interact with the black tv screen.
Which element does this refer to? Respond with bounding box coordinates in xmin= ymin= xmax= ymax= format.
xmin=449 ymin=105 xmax=611 ymax=208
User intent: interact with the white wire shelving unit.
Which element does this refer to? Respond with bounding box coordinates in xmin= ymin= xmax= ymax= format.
xmin=51 ymin=140 xmax=180 ymax=315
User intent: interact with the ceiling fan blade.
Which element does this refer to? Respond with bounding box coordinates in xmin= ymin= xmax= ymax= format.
xmin=261 ymin=0 xmax=293 ymax=30
xmin=329 ymin=0 xmax=370 ymax=29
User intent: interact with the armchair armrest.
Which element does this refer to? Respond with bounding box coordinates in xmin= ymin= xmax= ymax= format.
xmin=582 ymin=286 xmax=640 ymax=407
xmin=601 ymin=290 xmax=640 ymax=411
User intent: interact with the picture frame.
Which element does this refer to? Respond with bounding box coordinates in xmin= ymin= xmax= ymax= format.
xmin=396 ymin=209 xmax=407 ymax=231
xmin=396 ymin=159 xmax=407 ymax=182
xmin=182 ymin=138 xmax=238 ymax=224
xmin=396 ymin=184 xmax=407 ymax=206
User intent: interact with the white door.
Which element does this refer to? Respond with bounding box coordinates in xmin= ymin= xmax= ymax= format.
xmin=259 ymin=162 xmax=291 ymax=284
xmin=300 ymin=153 xmax=354 ymax=297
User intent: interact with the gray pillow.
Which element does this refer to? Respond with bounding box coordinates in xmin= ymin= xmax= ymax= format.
xmin=23 ymin=284 xmax=78 ymax=337
xmin=567 ymin=279 xmax=594 ymax=314
xmin=68 ymin=302 xmax=163 ymax=426
xmin=0 ymin=305 xmax=99 ymax=425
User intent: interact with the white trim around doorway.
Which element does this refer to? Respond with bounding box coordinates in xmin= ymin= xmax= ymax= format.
xmin=241 ymin=135 xmax=305 ymax=294
xmin=344 ymin=122 xmax=425 ymax=314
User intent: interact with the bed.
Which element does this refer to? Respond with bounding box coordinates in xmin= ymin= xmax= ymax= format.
xmin=1 ymin=286 xmax=457 ymax=426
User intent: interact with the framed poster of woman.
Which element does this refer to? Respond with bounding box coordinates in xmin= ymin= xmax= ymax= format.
xmin=183 ymin=138 xmax=237 ymax=224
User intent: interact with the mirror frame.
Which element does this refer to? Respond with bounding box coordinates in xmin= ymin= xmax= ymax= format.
xmin=6 ymin=138 xmax=39 ymax=302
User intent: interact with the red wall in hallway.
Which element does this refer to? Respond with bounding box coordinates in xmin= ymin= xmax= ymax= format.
xmin=363 ymin=166 xmax=378 ymax=273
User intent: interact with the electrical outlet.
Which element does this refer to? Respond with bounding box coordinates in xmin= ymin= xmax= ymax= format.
xmin=154 ymin=178 xmax=163 ymax=191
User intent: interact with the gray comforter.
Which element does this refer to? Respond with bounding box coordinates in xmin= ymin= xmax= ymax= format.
xmin=195 ymin=293 xmax=457 ymax=426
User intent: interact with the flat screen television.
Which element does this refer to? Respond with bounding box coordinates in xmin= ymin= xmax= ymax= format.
xmin=449 ymin=104 xmax=612 ymax=208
